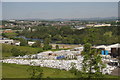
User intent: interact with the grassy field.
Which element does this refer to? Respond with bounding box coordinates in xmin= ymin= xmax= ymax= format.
xmin=2 ymin=44 xmax=69 ymax=58
xmin=2 ymin=63 xmax=120 ymax=78
xmin=2 ymin=32 xmax=18 ymax=39
xmin=2 ymin=63 xmax=75 ymax=78
xmin=2 ymin=44 xmax=41 ymax=57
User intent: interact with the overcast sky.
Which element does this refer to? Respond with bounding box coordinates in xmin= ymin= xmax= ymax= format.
xmin=2 ymin=2 xmax=118 ymax=20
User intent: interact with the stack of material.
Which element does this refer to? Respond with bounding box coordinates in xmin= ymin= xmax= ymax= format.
xmin=1 ymin=57 xmax=116 ymax=74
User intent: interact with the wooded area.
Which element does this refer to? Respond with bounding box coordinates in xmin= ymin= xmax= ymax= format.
xmin=20 ymin=25 xmax=119 ymax=45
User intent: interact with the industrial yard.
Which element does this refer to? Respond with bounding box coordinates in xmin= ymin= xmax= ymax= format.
xmin=1 ymin=43 xmax=120 ymax=78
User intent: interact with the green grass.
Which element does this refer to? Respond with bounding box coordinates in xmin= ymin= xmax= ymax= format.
xmin=105 ymin=74 xmax=120 ymax=78
xmin=2 ymin=63 xmax=120 ymax=78
xmin=2 ymin=52 xmax=12 ymax=58
xmin=2 ymin=63 xmax=75 ymax=78
xmin=2 ymin=44 xmax=41 ymax=57
xmin=3 ymin=32 xmax=18 ymax=38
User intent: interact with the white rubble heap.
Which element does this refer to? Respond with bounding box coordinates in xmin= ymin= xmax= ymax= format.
xmin=0 ymin=56 xmax=117 ymax=75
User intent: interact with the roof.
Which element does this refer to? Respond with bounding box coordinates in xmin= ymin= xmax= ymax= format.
xmin=107 ymin=43 xmax=120 ymax=48
xmin=95 ymin=45 xmax=107 ymax=48
xmin=95 ymin=43 xmax=120 ymax=50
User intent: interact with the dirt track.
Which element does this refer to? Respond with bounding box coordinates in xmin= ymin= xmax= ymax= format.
xmin=111 ymin=68 xmax=120 ymax=76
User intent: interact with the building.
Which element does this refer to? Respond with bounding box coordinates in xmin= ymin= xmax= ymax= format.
xmin=14 ymin=41 xmax=20 ymax=46
xmin=3 ymin=29 xmax=13 ymax=33
xmin=9 ymin=20 xmax=16 ymax=22
xmin=86 ymin=24 xmax=94 ymax=27
xmin=28 ymin=41 xmax=36 ymax=46
xmin=0 ymin=39 xmax=14 ymax=44
xmin=94 ymin=24 xmax=111 ymax=27
xmin=95 ymin=43 xmax=120 ymax=58
xmin=107 ymin=43 xmax=120 ymax=58
xmin=86 ymin=24 xmax=111 ymax=27
xmin=0 ymin=25 xmax=5 ymax=28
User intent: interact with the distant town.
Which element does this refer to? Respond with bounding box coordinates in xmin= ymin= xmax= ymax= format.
xmin=1 ymin=19 xmax=118 ymax=29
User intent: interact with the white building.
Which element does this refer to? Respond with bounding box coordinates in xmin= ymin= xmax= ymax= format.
xmin=94 ymin=24 xmax=111 ymax=27
xmin=9 ymin=20 xmax=16 ymax=22
xmin=86 ymin=24 xmax=111 ymax=27
xmin=86 ymin=24 xmax=94 ymax=27
xmin=76 ymin=27 xmax=85 ymax=30
xmin=14 ymin=42 xmax=20 ymax=46
xmin=0 ymin=39 xmax=14 ymax=44
xmin=95 ymin=43 xmax=120 ymax=53
xmin=28 ymin=41 xmax=36 ymax=46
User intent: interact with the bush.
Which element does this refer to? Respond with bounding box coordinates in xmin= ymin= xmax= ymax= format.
xmin=19 ymin=38 xmax=28 ymax=46
xmin=32 ymin=40 xmax=42 ymax=48
xmin=56 ymin=45 xmax=59 ymax=49
xmin=11 ymin=47 xmax=21 ymax=57
xmin=43 ymin=44 xmax=52 ymax=50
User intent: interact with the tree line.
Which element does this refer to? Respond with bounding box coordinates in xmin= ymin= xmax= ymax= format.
xmin=19 ymin=25 xmax=119 ymax=45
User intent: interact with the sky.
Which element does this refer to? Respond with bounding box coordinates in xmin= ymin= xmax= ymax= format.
xmin=0 ymin=2 xmax=1 ymax=20
xmin=2 ymin=2 xmax=118 ymax=20
xmin=1 ymin=0 xmax=120 ymax=2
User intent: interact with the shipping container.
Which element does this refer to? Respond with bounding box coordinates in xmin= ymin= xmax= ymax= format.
xmin=111 ymin=48 xmax=117 ymax=57
xmin=105 ymin=50 xmax=109 ymax=55
xmin=101 ymin=50 xmax=105 ymax=55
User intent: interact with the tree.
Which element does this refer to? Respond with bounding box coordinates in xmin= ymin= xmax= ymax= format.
xmin=82 ymin=27 xmax=106 ymax=79
xmin=32 ymin=40 xmax=42 ymax=48
xmin=52 ymin=34 xmax=62 ymax=41
xmin=81 ymin=43 xmax=106 ymax=79
xmin=11 ymin=47 xmax=21 ymax=56
xmin=55 ymin=45 xmax=59 ymax=49
xmin=27 ymin=62 xmax=43 ymax=79
xmin=19 ymin=51 xmax=27 ymax=56
xmin=11 ymin=47 xmax=26 ymax=56
xmin=62 ymin=37 xmax=74 ymax=44
xmin=43 ymin=38 xmax=51 ymax=45
xmin=104 ymin=31 xmax=112 ymax=37
xmin=84 ymin=28 xmax=98 ymax=45
xmin=43 ymin=44 xmax=52 ymax=50
xmin=70 ymin=63 xmax=78 ymax=75
xmin=20 ymin=25 xmax=119 ymax=45
xmin=70 ymin=62 xmax=87 ymax=78
xmin=43 ymin=38 xmax=52 ymax=50
xmin=19 ymin=38 xmax=28 ymax=46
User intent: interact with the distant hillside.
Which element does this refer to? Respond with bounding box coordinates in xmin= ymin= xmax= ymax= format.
xmin=3 ymin=17 xmax=117 ymax=21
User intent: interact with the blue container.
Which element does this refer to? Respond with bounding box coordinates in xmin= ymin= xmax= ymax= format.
xmin=57 ymin=56 xmax=65 ymax=59
xmin=101 ymin=50 xmax=105 ymax=55
xmin=105 ymin=50 xmax=109 ymax=55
